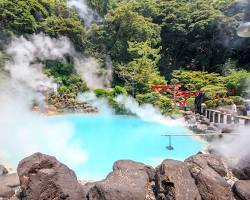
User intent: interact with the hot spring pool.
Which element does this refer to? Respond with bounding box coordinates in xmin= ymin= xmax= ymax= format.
xmin=49 ymin=114 xmax=203 ymax=180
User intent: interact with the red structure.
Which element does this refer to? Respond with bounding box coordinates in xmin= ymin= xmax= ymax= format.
xmin=151 ymin=84 xmax=201 ymax=107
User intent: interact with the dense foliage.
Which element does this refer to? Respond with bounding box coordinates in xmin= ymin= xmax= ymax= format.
xmin=1 ymin=0 xmax=250 ymax=113
xmin=44 ymin=60 xmax=88 ymax=98
xmin=94 ymin=86 xmax=128 ymax=114
xmin=0 ymin=0 xmax=86 ymax=50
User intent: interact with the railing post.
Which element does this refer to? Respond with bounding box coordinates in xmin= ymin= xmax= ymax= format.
xmin=214 ymin=112 xmax=219 ymax=123
xmin=227 ymin=115 xmax=232 ymax=124
xmin=234 ymin=116 xmax=239 ymax=124
xmin=218 ymin=113 xmax=221 ymax=123
xmin=220 ymin=113 xmax=224 ymax=124
xmin=210 ymin=111 xmax=214 ymax=122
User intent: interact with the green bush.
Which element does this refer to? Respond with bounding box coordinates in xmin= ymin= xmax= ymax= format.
xmin=45 ymin=60 xmax=88 ymax=97
xmin=223 ymin=70 xmax=250 ymax=97
xmin=94 ymin=88 xmax=111 ymax=97
xmin=227 ymin=96 xmax=244 ymax=105
xmin=94 ymin=86 xmax=128 ymax=114
xmin=136 ymin=92 xmax=173 ymax=114
xmin=204 ymin=98 xmax=234 ymax=109
xmin=111 ymin=86 xmax=128 ymax=96
xmin=201 ymin=84 xmax=228 ymax=99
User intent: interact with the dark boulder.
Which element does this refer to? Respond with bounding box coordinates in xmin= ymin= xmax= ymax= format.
xmin=184 ymin=112 xmax=197 ymax=124
xmin=195 ymin=167 xmax=234 ymax=200
xmin=200 ymin=117 xmax=211 ymax=126
xmin=185 ymin=154 xmax=234 ymax=200
xmin=0 ymin=165 xmax=8 ymax=176
xmin=155 ymin=159 xmax=201 ymax=200
xmin=113 ymin=160 xmax=155 ymax=182
xmin=233 ymin=180 xmax=250 ymax=200
xmin=207 ymin=125 xmax=221 ymax=133
xmin=113 ymin=160 xmax=145 ymax=170
xmin=193 ymin=124 xmax=208 ymax=132
xmin=187 ymin=116 xmax=197 ymax=125
xmin=232 ymin=158 xmax=250 ymax=180
xmin=214 ymin=124 xmax=235 ymax=133
xmin=17 ymin=152 xmax=86 ymax=200
xmin=185 ymin=154 xmax=227 ymax=177
xmin=86 ymin=163 xmax=152 ymax=200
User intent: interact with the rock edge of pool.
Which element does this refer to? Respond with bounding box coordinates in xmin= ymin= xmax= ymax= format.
xmin=1 ymin=152 xmax=249 ymax=200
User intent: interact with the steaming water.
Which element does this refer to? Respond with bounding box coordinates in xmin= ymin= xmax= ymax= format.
xmin=48 ymin=114 xmax=203 ymax=180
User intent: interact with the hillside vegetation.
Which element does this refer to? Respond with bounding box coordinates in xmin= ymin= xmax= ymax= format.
xmin=0 ymin=0 xmax=250 ymax=113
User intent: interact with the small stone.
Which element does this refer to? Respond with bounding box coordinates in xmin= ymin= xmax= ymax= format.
xmin=0 ymin=185 xmax=15 ymax=198
xmin=0 ymin=165 xmax=8 ymax=176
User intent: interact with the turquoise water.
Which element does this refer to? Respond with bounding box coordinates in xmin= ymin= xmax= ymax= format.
xmin=49 ymin=114 xmax=203 ymax=180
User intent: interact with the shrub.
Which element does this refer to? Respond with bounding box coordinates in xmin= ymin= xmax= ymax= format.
xmin=186 ymin=97 xmax=195 ymax=111
xmin=45 ymin=61 xmax=88 ymax=98
xmin=94 ymin=86 xmax=128 ymax=114
xmin=94 ymin=88 xmax=111 ymax=97
xmin=136 ymin=92 xmax=173 ymax=114
xmin=112 ymin=86 xmax=128 ymax=96
xmin=227 ymin=96 xmax=244 ymax=105
xmin=204 ymin=98 xmax=234 ymax=108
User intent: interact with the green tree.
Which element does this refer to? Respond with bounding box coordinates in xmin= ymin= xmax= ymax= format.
xmin=44 ymin=60 xmax=88 ymax=97
xmin=157 ymin=0 xmax=238 ymax=76
xmin=102 ymin=2 xmax=161 ymax=62
xmin=172 ymin=70 xmax=224 ymax=90
xmin=0 ymin=0 xmax=86 ymax=51
xmin=116 ymin=41 xmax=165 ymax=94
xmin=223 ymin=70 xmax=250 ymax=96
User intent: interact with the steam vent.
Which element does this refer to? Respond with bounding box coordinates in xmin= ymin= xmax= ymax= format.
xmin=1 ymin=0 xmax=250 ymax=199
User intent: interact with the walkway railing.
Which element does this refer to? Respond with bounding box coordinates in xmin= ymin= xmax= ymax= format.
xmin=202 ymin=108 xmax=250 ymax=126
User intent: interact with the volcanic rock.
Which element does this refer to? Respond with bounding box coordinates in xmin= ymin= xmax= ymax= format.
xmin=185 ymin=154 xmax=227 ymax=177
xmin=86 ymin=162 xmax=152 ymax=200
xmin=155 ymin=159 xmax=201 ymax=200
xmin=194 ymin=124 xmax=208 ymax=132
xmin=200 ymin=117 xmax=211 ymax=125
xmin=0 ymin=165 xmax=8 ymax=176
xmin=233 ymin=180 xmax=250 ymax=200
xmin=17 ymin=152 xmax=86 ymax=200
xmin=232 ymin=158 xmax=250 ymax=180
xmin=113 ymin=160 xmax=155 ymax=181
xmin=207 ymin=125 xmax=221 ymax=133
xmin=185 ymin=154 xmax=234 ymax=200
xmin=214 ymin=124 xmax=235 ymax=133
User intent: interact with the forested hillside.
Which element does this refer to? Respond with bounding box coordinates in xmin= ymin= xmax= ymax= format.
xmin=0 ymin=0 xmax=250 ymax=113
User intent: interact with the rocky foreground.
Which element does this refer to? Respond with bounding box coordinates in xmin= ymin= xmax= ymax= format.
xmin=1 ymin=153 xmax=250 ymax=200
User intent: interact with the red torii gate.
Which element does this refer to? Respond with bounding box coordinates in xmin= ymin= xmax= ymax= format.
xmin=151 ymin=84 xmax=201 ymax=107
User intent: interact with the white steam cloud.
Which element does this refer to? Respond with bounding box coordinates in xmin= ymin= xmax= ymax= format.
xmin=74 ymin=57 xmax=112 ymax=89
xmin=5 ymin=33 xmax=111 ymax=90
xmin=115 ymin=95 xmax=182 ymax=126
xmin=0 ymin=33 xmax=112 ymax=170
xmin=0 ymin=86 xmax=88 ymax=168
xmin=212 ymin=126 xmax=250 ymax=166
xmin=78 ymin=93 xmax=182 ymax=126
xmin=67 ymin=0 xmax=102 ymax=27
xmin=5 ymin=34 xmax=71 ymax=90
xmin=78 ymin=92 xmax=113 ymax=114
